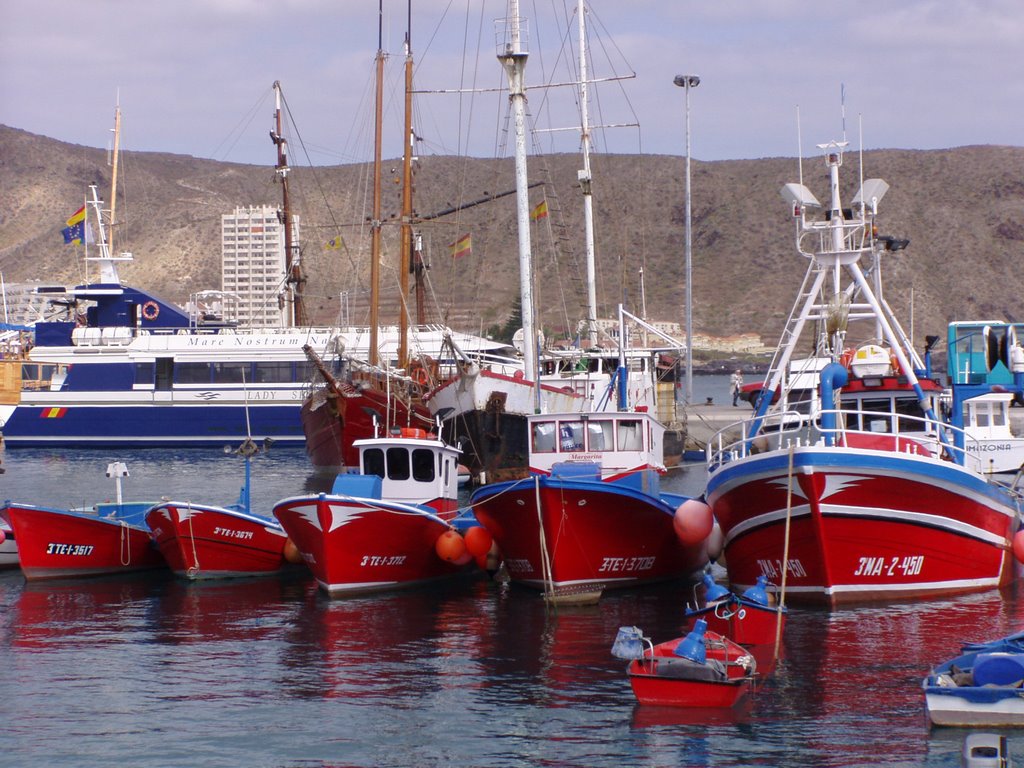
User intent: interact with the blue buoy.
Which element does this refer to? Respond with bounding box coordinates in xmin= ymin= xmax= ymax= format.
xmin=742 ymin=575 xmax=770 ymax=606
xmin=674 ymin=618 xmax=708 ymax=663
xmin=702 ymin=572 xmax=730 ymax=603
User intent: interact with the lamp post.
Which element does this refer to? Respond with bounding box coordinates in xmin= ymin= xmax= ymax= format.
xmin=673 ymin=74 xmax=699 ymax=405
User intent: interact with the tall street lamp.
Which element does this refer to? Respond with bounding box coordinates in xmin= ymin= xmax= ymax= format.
xmin=673 ymin=74 xmax=699 ymax=406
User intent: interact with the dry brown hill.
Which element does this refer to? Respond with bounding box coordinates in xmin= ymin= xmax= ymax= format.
xmin=2 ymin=124 xmax=1022 ymax=352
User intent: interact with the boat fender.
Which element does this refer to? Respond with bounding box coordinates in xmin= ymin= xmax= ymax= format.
xmin=673 ymin=498 xmax=713 ymax=545
xmin=611 ymin=626 xmax=647 ymax=660
xmin=142 ymin=301 xmax=160 ymax=321
xmin=706 ymin=521 xmax=724 ymax=562
xmin=1012 ymin=530 xmax=1024 ymax=564
xmin=435 ymin=528 xmax=467 ymax=563
xmin=283 ymin=538 xmax=303 ymax=564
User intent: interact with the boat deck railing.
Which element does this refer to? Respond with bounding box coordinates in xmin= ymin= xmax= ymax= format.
xmin=707 ymin=407 xmax=988 ymax=474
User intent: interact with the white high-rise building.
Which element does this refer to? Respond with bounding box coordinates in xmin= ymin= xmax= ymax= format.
xmin=221 ymin=205 xmax=297 ymax=327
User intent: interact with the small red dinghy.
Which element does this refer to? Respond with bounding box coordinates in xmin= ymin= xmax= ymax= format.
xmin=613 ymin=619 xmax=757 ymax=708
xmin=684 ymin=574 xmax=787 ymax=648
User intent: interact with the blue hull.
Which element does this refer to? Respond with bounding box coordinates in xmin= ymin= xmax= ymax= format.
xmin=2 ymin=403 xmax=303 ymax=447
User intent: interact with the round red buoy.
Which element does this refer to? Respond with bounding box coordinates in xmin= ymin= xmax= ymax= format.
xmin=435 ymin=529 xmax=467 ymax=563
xmin=283 ymin=538 xmax=303 ymax=564
xmin=673 ymin=499 xmax=714 ymax=545
xmin=1013 ymin=530 xmax=1024 ymax=564
xmin=463 ymin=526 xmax=493 ymax=558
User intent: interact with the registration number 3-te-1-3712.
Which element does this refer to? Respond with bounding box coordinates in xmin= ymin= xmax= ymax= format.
xmin=854 ymin=555 xmax=924 ymax=577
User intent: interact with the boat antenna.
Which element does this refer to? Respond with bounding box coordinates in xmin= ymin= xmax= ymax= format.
xmin=840 ymin=82 xmax=847 ymax=144
xmin=796 ymin=104 xmax=804 ymax=190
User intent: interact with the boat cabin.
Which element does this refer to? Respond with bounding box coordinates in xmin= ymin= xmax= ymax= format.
xmin=335 ymin=428 xmax=461 ymax=508
xmin=526 ymin=410 xmax=665 ymax=480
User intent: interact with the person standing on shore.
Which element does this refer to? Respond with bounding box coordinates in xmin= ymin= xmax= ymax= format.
xmin=730 ymin=368 xmax=744 ymax=407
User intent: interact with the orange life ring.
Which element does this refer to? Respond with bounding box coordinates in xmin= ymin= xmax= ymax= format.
xmin=142 ymin=301 xmax=160 ymax=321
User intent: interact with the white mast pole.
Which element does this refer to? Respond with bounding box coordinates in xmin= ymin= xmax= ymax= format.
xmin=499 ymin=0 xmax=539 ymax=406
xmin=577 ymin=0 xmax=597 ymax=349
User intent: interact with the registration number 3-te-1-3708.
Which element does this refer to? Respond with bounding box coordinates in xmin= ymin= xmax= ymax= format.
xmin=854 ymin=555 xmax=924 ymax=577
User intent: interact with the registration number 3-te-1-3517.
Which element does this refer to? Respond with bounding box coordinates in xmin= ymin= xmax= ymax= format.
xmin=854 ymin=555 xmax=924 ymax=577
xmin=46 ymin=543 xmax=95 ymax=556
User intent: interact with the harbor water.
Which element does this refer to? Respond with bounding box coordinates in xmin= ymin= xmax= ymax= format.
xmin=2 ymin=412 xmax=1023 ymax=765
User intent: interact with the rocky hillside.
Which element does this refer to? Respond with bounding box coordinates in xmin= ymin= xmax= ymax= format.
xmin=2 ymin=124 xmax=1022 ymax=353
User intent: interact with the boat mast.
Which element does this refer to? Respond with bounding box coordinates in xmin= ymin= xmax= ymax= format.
xmin=368 ymin=0 xmax=385 ymax=367
xmin=271 ymin=81 xmax=307 ymax=327
xmin=398 ymin=0 xmax=414 ymax=366
xmin=576 ymin=0 xmax=598 ymax=349
xmin=108 ymin=101 xmax=121 ymax=257
xmin=498 ymin=0 xmax=539 ymax=403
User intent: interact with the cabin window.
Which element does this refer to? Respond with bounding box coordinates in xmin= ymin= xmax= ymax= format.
xmin=254 ymin=361 xmax=294 ymax=383
xmin=212 ymin=362 xmax=250 ymax=384
xmin=894 ymin=396 xmax=927 ymax=432
xmin=532 ymin=422 xmax=556 ymax=453
xmin=386 ymin=447 xmax=411 ymax=481
xmin=133 ymin=362 xmax=155 ymax=386
xmin=559 ymin=421 xmax=585 ymax=452
xmin=858 ymin=398 xmax=892 ymax=433
xmin=176 ymin=362 xmax=211 ymax=384
xmin=974 ymin=409 xmax=991 ymax=428
xmin=993 ymin=408 xmax=1006 ymax=427
xmin=411 ymin=448 xmax=435 ymax=482
xmin=587 ymin=420 xmax=613 ymax=451
xmin=617 ymin=419 xmax=644 ymax=451
xmin=363 ymin=448 xmax=385 ymax=478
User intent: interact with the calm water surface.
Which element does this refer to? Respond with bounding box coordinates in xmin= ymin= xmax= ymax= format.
xmin=2 ymin=430 xmax=1022 ymax=766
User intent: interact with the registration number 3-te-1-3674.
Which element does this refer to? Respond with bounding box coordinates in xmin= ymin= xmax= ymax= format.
xmin=854 ymin=555 xmax=924 ymax=577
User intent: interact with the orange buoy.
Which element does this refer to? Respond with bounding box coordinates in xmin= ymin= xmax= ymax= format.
xmin=463 ymin=526 xmax=493 ymax=558
xmin=435 ymin=529 xmax=467 ymax=563
xmin=1013 ymin=530 xmax=1024 ymax=564
xmin=283 ymin=538 xmax=303 ymax=564
xmin=673 ymin=498 xmax=714 ymax=545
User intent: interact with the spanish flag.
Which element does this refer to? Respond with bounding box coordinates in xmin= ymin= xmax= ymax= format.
xmin=530 ymin=199 xmax=548 ymax=222
xmin=449 ymin=232 xmax=472 ymax=259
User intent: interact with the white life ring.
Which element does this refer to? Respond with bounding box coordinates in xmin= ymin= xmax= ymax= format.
xmin=142 ymin=301 xmax=160 ymax=321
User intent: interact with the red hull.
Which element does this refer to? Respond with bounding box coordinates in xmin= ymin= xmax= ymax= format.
xmin=146 ymin=502 xmax=288 ymax=579
xmin=626 ymin=633 xmax=756 ymax=707
xmin=707 ymin=447 xmax=1020 ymax=605
xmin=1 ymin=503 xmax=164 ymax=581
xmin=685 ymin=600 xmax=786 ymax=647
xmin=273 ymin=495 xmax=467 ymax=595
xmin=472 ymin=479 xmax=707 ymax=595
xmin=302 ymin=383 xmax=433 ymax=474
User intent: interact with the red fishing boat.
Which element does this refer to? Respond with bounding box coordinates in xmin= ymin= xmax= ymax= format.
xmin=146 ymin=438 xmax=292 ymax=579
xmin=470 ymin=406 xmax=709 ymax=603
xmin=274 ymin=427 xmax=473 ymax=596
xmin=705 ymin=138 xmax=1024 ymax=606
xmin=0 ymin=462 xmax=163 ymax=581
xmin=613 ymin=620 xmax=758 ymax=708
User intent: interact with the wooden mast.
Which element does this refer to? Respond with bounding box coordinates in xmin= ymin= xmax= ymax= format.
xmin=398 ymin=0 xmax=414 ymax=366
xmin=271 ymin=81 xmax=307 ymax=327
xmin=368 ymin=0 xmax=385 ymax=366
xmin=108 ymin=101 xmax=121 ymax=256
